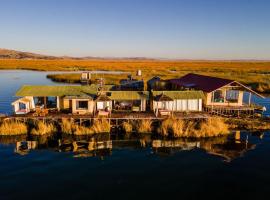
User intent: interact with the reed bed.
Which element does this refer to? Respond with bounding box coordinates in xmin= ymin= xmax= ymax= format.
xmin=2 ymin=59 xmax=269 ymax=92
xmin=122 ymin=121 xmax=133 ymax=133
xmin=61 ymin=118 xmax=110 ymax=135
xmin=31 ymin=121 xmax=57 ymax=135
xmin=0 ymin=121 xmax=28 ymax=135
xmin=159 ymin=117 xmax=229 ymax=138
xmin=135 ymin=119 xmax=153 ymax=133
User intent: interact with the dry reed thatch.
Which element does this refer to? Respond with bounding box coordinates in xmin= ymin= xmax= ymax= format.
xmin=159 ymin=117 xmax=229 ymax=138
xmin=31 ymin=121 xmax=57 ymax=135
xmin=135 ymin=119 xmax=153 ymax=133
xmin=122 ymin=121 xmax=133 ymax=133
xmin=61 ymin=118 xmax=110 ymax=135
xmin=0 ymin=121 xmax=28 ymax=135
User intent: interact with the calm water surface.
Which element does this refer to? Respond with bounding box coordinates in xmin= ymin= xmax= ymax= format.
xmin=0 ymin=131 xmax=270 ymax=200
xmin=0 ymin=70 xmax=270 ymax=200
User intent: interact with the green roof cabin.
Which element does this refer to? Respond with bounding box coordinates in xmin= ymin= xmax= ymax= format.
xmin=13 ymin=85 xmax=149 ymax=116
xmin=152 ymin=91 xmax=204 ymax=116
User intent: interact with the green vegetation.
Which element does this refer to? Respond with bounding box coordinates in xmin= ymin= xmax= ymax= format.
xmin=0 ymin=121 xmax=28 ymax=135
xmin=0 ymin=59 xmax=269 ymax=93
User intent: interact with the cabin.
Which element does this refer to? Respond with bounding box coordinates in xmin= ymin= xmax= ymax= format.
xmin=12 ymin=85 xmax=149 ymax=116
xmin=147 ymin=76 xmax=170 ymax=91
xmin=169 ymin=73 xmax=264 ymax=115
xmin=109 ymin=91 xmax=148 ymax=112
xmin=151 ymin=91 xmax=204 ymax=116
xmin=12 ymin=97 xmax=35 ymax=114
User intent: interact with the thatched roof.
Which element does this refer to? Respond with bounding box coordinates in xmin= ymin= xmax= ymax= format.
xmin=108 ymin=91 xmax=149 ymax=100
xmin=15 ymin=85 xmax=149 ymax=101
xmin=95 ymin=94 xmax=111 ymax=101
xmin=152 ymin=91 xmax=205 ymax=100
xmin=15 ymin=85 xmax=114 ymax=97
xmin=154 ymin=94 xmax=173 ymax=102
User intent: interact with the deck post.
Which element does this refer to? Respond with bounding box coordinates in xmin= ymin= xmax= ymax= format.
xmin=57 ymin=96 xmax=60 ymax=111
xmin=44 ymin=97 xmax=47 ymax=109
xmin=248 ymin=92 xmax=252 ymax=106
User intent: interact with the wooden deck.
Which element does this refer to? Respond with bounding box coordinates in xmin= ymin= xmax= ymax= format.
xmin=205 ymin=105 xmax=260 ymax=117
xmin=1 ymin=111 xmax=210 ymax=121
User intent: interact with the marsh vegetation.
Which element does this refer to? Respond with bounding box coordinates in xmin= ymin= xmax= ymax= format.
xmin=1 ymin=59 xmax=269 ymax=93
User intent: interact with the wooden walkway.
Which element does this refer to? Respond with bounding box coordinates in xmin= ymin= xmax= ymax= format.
xmin=1 ymin=111 xmax=210 ymax=122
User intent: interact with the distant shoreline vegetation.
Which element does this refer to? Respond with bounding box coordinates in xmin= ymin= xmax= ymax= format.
xmin=0 ymin=59 xmax=270 ymax=93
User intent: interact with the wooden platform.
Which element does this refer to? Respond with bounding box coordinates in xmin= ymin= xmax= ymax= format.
xmin=1 ymin=111 xmax=210 ymax=121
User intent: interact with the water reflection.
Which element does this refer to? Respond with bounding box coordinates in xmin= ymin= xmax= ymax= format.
xmin=0 ymin=131 xmax=264 ymax=162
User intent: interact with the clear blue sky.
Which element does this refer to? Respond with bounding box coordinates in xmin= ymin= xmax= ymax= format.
xmin=0 ymin=0 xmax=270 ymax=59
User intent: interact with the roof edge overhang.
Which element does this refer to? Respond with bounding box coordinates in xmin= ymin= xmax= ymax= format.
xmin=210 ymin=81 xmax=265 ymax=98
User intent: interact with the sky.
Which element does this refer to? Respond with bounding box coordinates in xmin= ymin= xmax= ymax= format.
xmin=0 ymin=0 xmax=270 ymax=59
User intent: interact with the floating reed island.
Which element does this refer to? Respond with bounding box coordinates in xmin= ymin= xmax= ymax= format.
xmin=3 ymin=72 xmax=269 ymax=137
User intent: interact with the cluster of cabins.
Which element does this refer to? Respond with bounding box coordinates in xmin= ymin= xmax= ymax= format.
xmin=12 ymin=73 xmax=264 ymax=117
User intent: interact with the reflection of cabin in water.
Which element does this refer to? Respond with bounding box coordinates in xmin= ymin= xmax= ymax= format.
xmin=201 ymin=132 xmax=256 ymax=162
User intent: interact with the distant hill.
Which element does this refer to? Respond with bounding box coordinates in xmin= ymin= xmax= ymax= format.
xmin=0 ymin=48 xmax=59 ymax=60
xmin=0 ymin=48 xmax=269 ymax=61
xmin=0 ymin=48 xmax=158 ymax=60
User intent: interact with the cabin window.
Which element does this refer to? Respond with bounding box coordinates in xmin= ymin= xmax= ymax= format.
xmin=76 ymin=101 xmax=88 ymax=110
xmin=34 ymin=97 xmax=45 ymax=107
xmin=19 ymin=102 xmax=27 ymax=110
xmin=212 ymin=90 xmax=224 ymax=103
xmin=226 ymin=90 xmax=239 ymax=103
xmin=34 ymin=97 xmax=57 ymax=108
xmin=47 ymin=97 xmax=57 ymax=108
xmin=114 ymin=100 xmax=141 ymax=111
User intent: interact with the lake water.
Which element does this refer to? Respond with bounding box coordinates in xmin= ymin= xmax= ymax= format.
xmin=0 ymin=70 xmax=270 ymax=200
xmin=0 ymin=131 xmax=270 ymax=199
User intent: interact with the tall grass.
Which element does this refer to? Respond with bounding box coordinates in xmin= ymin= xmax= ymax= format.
xmin=0 ymin=121 xmax=28 ymax=135
xmin=61 ymin=118 xmax=110 ymax=135
xmin=91 ymin=119 xmax=110 ymax=133
xmin=122 ymin=121 xmax=133 ymax=133
xmin=31 ymin=121 xmax=57 ymax=135
xmin=1 ymin=59 xmax=269 ymax=92
xmin=135 ymin=119 xmax=153 ymax=133
xmin=159 ymin=117 xmax=229 ymax=138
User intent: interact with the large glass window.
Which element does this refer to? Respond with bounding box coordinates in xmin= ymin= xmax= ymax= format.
xmin=114 ymin=100 xmax=141 ymax=111
xmin=76 ymin=101 xmax=88 ymax=110
xmin=34 ymin=97 xmax=45 ymax=107
xmin=34 ymin=97 xmax=57 ymax=108
xmin=212 ymin=90 xmax=224 ymax=103
xmin=47 ymin=97 xmax=57 ymax=108
xmin=226 ymin=90 xmax=239 ymax=102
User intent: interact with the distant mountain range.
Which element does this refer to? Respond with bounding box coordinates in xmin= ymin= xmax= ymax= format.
xmin=0 ymin=48 xmax=269 ymax=61
xmin=0 ymin=48 xmax=154 ymax=60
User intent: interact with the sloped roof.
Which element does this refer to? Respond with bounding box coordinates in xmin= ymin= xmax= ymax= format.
xmin=11 ymin=97 xmax=31 ymax=105
xmin=15 ymin=85 xmax=114 ymax=97
xmin=95 ymin=94 xmax=111 ymax=101
xmin=152 ymin=91 xmax=205 ymax=100
xmin=108 ymin=91 xmax=149 ymax=100
xmin=170 ymin=73 xmax=233 ymax=93
xmin=169 ymin=73 xmax=264 ymax=98
xmin=154 ymin=94 xmax=173 ymax=101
